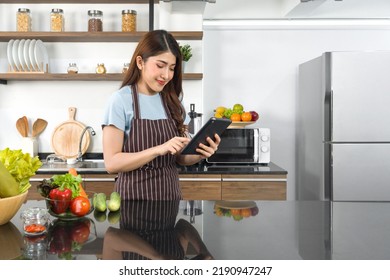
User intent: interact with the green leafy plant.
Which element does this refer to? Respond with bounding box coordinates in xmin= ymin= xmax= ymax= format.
xmin=179 ymin=44 xmax=193 ymax=62
xmin=0 ymin=148 xmax=42 ymax=197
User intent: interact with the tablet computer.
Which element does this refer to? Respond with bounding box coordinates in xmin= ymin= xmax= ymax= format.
xmin=181 ymin=117 xmax=232 ymax=155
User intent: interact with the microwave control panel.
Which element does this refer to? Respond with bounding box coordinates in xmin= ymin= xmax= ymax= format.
xmin=259 ymin=128 xmax=271 ymax=163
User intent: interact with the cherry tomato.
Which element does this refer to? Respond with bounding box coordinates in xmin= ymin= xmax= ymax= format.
xmin=70 ymin=196 xmax=91 ymax=216
xmin=25 ymin=224 xmax=46 ymax=233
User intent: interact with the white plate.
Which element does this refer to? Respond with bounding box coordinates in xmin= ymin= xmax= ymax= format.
xmin=7 ymin=39 xmax=15 ymax=71
xmin=23 ymin=39 xmax=31 ymax=71
xmin=29 ymin=39 xmax=37 ymax=71
xmin=34 ymin=40 xmax=48 ymax=72
xmin=18 ymin=39 xmax=27 ymax=71
xmin=12 ymin=39 xmax=21 ymax=71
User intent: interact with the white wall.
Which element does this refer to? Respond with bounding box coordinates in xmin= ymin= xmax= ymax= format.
xmin=203 ymin=20 xmax=390 ymax=199
xmin=0 ymin=3 xmax=203 ymax=154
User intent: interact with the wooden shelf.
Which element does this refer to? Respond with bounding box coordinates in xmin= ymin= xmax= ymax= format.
xmin=0 ymin=73 xmax=203 ymax=84
xmin=0 ymin=0 xmax=158 ymax=3
xmin=0 ymin=31 xmax=203 ymax=42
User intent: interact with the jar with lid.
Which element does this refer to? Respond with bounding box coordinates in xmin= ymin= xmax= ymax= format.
xmin=67 ymin=63 xmax=78 ymax=74
xmin=88 ymin=10 xmax=103 ymax=32
xmin=122 ymin=62 xmax=130 ymax=73
xmin=50 ymin=9 xmax=64 ymax=32
xmin=122 ymin=10 xmax=137 ymax=32
xmin=96 ymin=63 xmax=106 ymax=74
xmin=17 ymin=8 xmax=31 ymax=32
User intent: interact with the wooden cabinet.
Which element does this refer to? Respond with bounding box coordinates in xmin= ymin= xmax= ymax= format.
xmin=221 ymin=174 xmax=287 ymax=200
xmin=179 ymin=173 xmax=287 ymax=200
xmin=28 ymin=174 xmax=52 ymax=200
xmin=82 ymin=174 xmax=117 ymax=196
xmin=30 ymin=172 xmax=286 ymax=201
xmin=28 ymin=173 xmax=117 ymax=200
xmin=179 ymin=174 xmax=221 ymax=200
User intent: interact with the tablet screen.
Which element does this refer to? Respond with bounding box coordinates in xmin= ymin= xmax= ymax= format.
xmin=181 ymin=117 xmax=232 ymax=155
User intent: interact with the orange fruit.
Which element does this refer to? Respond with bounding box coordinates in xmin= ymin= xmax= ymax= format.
xmin=230 ymin=113 xmax=241 ymax=122
xmin=230 ymin=209 xmax=241 ymax=216
xmin=241 ymin=112 xmax=252 ymax=122
xmin=241 ymin=208 xmax=252 ymax=218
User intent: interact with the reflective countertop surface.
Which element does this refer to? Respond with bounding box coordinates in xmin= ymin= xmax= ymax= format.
xmin=3 ymin=199 xmax=390 ymax=260
xmin=37 ymin=160 xmax=287 ymax=175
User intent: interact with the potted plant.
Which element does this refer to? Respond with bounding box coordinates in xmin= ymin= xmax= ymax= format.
xmin=179 ymin=44 xmax=193 ymax=72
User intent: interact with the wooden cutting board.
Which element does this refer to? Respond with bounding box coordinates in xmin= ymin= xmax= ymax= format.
xmin=51 ymin=107 xmax=90 ymax=159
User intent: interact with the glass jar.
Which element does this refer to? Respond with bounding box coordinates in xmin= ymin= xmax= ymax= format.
xmin=122 ymin=62 xmax=130 ymax=73
xmin=17 ymin=8 xmax=31 ymax=32
xmin=96 ymin=63 xmax=106 ymax=74
xmin=122 ymin=9 xmax=136 ymax=32
xmin=50 ymin=8 xmax=64 ymax=32
xmin=88 ymin=10 xmax=103 ymax=32
xmin=20 ymin=207 xmax=50 ymax=236
xmin=67 ymin=63 xmax=78 ymax=74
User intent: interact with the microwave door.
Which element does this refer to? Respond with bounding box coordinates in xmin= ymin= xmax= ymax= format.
xmin=206 ymin=129 xmax=258 ymax=163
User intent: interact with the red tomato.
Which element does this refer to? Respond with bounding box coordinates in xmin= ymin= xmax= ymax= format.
xmin=71 ymin=220 xmax=91 ymax=244
xmin=70 ymin=196 xmax=91 ymax=216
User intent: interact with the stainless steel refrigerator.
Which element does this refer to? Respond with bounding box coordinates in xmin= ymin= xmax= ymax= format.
xmin=297 ymin=51 xmax=390 ymax=201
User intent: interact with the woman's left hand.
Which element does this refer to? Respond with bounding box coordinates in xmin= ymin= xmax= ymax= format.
xmin=195 ymin=133 xmax=221 ymax=158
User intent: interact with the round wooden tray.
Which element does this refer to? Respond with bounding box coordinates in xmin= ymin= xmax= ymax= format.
xmin=51 ymin=107 xmax=90 ymax=159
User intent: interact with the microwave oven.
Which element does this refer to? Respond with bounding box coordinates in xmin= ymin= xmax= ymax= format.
xmin=206 ymin=128 xmax=270 ymax=164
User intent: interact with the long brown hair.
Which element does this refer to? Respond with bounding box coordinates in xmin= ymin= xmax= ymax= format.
xmin=121 ymin=30 xmax=186 ymax=136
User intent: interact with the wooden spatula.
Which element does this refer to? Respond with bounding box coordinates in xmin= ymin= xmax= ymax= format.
xmin=32 ymin=118 xmax=48 ymax=137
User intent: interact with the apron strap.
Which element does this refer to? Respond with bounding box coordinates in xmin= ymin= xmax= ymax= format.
xmin=160 ymin=93 xmax=173 ymax=120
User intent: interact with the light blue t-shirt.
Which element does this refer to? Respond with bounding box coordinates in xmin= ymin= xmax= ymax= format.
xmin=102 ymin=86 xmax=189 ymax=137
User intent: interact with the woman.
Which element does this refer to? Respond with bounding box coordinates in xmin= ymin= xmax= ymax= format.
xmin=102 ymin=30 xmax=220 ymax=200
xmin=102 ymin=200 xmax=214 ymax=260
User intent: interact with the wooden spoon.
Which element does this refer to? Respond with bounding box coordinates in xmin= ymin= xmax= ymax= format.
xmin=16 ymin=117 xmax=28 ymax=137
xmin=22 ymin=116 xmax=29 ymax=137
xmin=32 ymin=118 xmax=48 ymax=137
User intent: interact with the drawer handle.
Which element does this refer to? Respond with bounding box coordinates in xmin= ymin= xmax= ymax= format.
xmin=30 ymin=178 xmax=51 ymax=182
xmin=179 ymin=178 xmax=221 ymax=182
xmin=31 ymin=178 xmax=116 ymax=182
xmin=222 ymin=178 xmax=287 ymax=182
xmin=83 ymin=178 xmax=116 ymax=182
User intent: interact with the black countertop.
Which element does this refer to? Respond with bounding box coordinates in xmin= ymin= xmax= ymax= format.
xmin=3 ymin=199 xmax=390 ymax=260
xmin=37 ymin=153 xmax=287 ymax=175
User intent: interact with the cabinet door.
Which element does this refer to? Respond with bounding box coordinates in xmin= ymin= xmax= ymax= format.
xmin=222 ymin=174 xmax=287 ymax=200
xmin=179 ymin=174 xmax=221 ymax=200
xmin=83 ymin=174 xmax=117 ymax=196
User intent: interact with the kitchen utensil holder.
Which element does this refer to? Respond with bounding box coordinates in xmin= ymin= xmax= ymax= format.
xmin=21 ymin=137 xmax=38 ymax=157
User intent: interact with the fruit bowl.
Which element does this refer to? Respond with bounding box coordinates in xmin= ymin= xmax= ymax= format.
xmin=45 ymin=191 xmax=95 ymax=221
xmin=0 ymin=191 xmax=28 ymax=226
xmin=214 ymin=201 xmax=259 ymax=221
xmin=228 ymin=121 xmax=257 ymax=128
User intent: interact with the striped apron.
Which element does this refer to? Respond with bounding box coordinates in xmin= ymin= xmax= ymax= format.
xmin=120 ymin=200 xmax=184 ymax=260
xmin=115 ymin=90 xmax=182 ymax=200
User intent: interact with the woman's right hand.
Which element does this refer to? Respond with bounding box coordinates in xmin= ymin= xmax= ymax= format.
xmin=158 ymin=136 xmax=190 ymax=156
